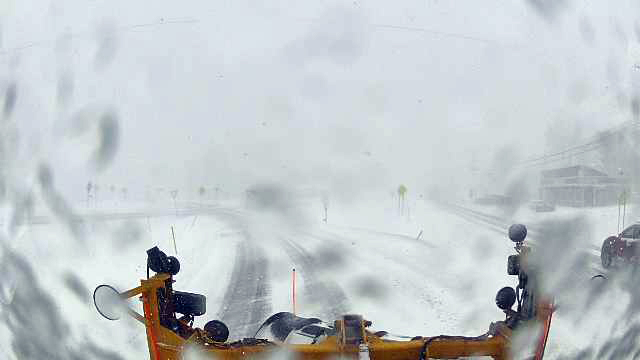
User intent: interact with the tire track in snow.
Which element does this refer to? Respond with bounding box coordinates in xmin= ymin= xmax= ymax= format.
xmin=441 ymin=203 xmax=603 ymax=282
xmin=320 ymin=225 xmax=436 ymax=248
xmin=217 ymin=239 xmax=271 ymax=340
xmin=281 ymin=237 xmax=350 ymax=320
xmin=306 ymin=230 xmax=460 ymax=329
xmin=200 ymin=208 xmax=272 ymax=340
xmin=439 ymin=203 xmax=507 ymax=235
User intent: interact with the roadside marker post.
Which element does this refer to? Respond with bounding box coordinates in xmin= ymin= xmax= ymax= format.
xmin=292 ymin=268 xmax=296 ymax=315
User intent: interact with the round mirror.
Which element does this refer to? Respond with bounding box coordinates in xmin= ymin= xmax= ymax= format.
xmin=93 ymin=284 xmax=125 ymax=321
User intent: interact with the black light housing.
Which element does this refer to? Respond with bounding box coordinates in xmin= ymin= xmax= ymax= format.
xmin=507 ymin=254 xmax=520 ymax=275
xmin=495 ymin=287 xmax=516 ymax=310
xmin=508 ymin=224 xmax=527 ymax=243
xmin=147 ymin=246 xmax=180 ymax=275
xmin=204 ymin=320 xmax=229 ymax=343
xmin=174 ymin=291 xmax=206 ymax=316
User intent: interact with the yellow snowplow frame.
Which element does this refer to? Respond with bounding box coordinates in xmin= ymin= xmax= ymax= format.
xmin=121 ymin=274 xmax=512 ymax=360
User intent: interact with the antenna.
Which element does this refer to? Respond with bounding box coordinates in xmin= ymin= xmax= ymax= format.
xmin=171 ymin=226 xmax=178 ymax=255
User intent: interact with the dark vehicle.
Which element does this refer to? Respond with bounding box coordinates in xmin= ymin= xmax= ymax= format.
xmin=601 ymin=223 xmax=640 ymax=268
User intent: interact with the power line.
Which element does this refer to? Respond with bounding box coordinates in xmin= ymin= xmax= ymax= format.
xmin=0 ymin=17 xmax=199 ymax=58
xmin=367 ymin=22 xmax=501 ymax=45
xmin=519 ymin=119 xmax=640 ymax=168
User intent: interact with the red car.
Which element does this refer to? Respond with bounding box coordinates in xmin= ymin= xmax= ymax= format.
xmin=601 ymin=224 xmax=640 ymax=268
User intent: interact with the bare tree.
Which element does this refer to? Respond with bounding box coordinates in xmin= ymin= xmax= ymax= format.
xmin=94 ymin=184 xmax=100 ymax=207
xmin=86 ymin=181 xmax=93 ymax=208
xmin=321 ymin=192 xmax=329 ymax=223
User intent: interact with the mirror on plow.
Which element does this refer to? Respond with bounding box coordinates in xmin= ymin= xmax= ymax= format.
xmin=93 ymin=284 xmax=126 ymax=321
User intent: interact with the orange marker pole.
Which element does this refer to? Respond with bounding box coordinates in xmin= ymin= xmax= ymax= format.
xmin=534 ymin=300 xmax=554 ymax=360
xmin=142 ymin=293 xmax=161 ymax=360
xmin=292 ymin=268 xmax=296 ymax=315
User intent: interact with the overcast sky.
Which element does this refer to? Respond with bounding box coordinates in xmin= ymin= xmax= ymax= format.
xmin=1 ymin=0 xmax=639 ymax=202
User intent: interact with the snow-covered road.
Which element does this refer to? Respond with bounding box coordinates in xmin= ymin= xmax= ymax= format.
xmin=2 ymin=197 xmax=626 ymax=359
xmin=0 ymin=198 xmax=516 ymax=359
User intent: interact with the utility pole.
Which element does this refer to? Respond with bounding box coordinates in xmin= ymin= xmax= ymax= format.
xmin=198 ymin=186 xmax=206 ymax=207
xmin=86 ymin=181 xmax=92 ymax=208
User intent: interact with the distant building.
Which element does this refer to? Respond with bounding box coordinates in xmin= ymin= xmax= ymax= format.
xmin=539 ymin=165 xmax=628 ymax=207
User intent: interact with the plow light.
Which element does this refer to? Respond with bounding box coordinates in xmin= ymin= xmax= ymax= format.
xmin=147 ymin=246 xmax=180 ymax=275
xmin=508 ymin=224 xmax=527 ymax=243
xmin=495 ymin=286 xmax=516 ymax=310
